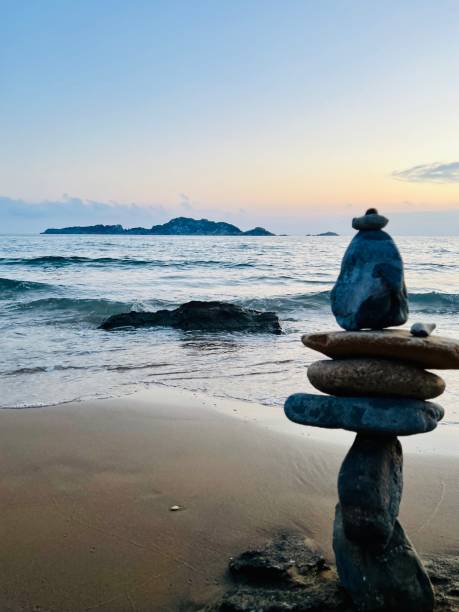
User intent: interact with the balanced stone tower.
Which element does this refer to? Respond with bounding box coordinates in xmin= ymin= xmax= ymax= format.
xmin=284 ymin=209 xmax=459 ymax=611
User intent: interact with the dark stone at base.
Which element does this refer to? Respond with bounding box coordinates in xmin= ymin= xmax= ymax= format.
xmin=338 ymin=435 xmax=403 ymax=550
xmin=229 ymin=534 xmax=326 ymax=586
xmin=330 ymin=230 xmax=408 ymax=331
xmin=99 ymin=301 xmax=282 ymax=334
xmin=204 ymin=534 xmax=457 ymax=612
xmin=208 ymin=534 xmax=352 ymax=611
xmin=284 ymin=393 xmax=444 ymax=436
xmin=333 ymin=505 xmax=434 ymax=612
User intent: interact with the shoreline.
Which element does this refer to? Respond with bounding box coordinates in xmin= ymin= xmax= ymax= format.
xmin=1 ymin=385 xmax=458 ymax=611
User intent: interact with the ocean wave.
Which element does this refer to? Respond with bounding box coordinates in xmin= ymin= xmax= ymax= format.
xmin=240 ymin=290 xmax=459 ymax=314
xmin=409 ymin=291 xmax=459 ymax=312
xmin=8 ymin=296 xmax=171 ymax=323
xmin=11 ymin=297 xmax=139 ymax=320
xmin=239 ymin=290 xmax=331 ymax=313
xmin=0 ymin=277 xmax=55 ymax=297
xmin=0 ymin=255 xmax=255 ymax=269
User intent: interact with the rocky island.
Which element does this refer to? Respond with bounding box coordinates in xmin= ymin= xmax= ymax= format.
xmin=42 ymin=216 xmax=274 ymax=236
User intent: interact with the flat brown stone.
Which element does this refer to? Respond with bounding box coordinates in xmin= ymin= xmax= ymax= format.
xmin=302 ymin=330 xmax=459 ymax=369
xmin=307 ymin=358 xmax=445 ymax=399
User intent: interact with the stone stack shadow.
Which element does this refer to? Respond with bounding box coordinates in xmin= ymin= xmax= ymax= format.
xmin=284 ymin=210 xmax=459 ymax=611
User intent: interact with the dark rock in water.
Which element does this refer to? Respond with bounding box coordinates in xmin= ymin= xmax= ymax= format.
xmin=352 ymin=213 xmax=388 ymax=231
xmin=411 ymin=322 xmax=437 ymax=338
xmin=331 ymin=229 xmax=408 ymax=331
xmin=307 ymin=358 xmax=445 ymax=400
xmin=229 ymin=533 xmax=327 ymax=586
xmin=100 ymin=301 xmax=282 ymax=334
xmin=333 ymin=505 xmax=435 ymax=612
xmin=284 ymin=393 xmax=444 ymax=436
xmin=338 ymin=434 xmax=403 ymax=550
xmin=208 ymin=534 xmax=352 ymax=611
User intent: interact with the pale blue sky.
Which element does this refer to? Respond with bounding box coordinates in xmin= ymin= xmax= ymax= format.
xmin=1 ymin=0 xmax=458 ymax=232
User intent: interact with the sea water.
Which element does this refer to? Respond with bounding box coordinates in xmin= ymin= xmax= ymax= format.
xmin=1 ymin=234 xmax=459 ymax=424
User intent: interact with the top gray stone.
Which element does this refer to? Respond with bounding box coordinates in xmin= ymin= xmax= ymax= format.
xmin=352 ymin=213 xmax=388 ymax=231
xmin=331 ymin=212 xmax=408 ymax=331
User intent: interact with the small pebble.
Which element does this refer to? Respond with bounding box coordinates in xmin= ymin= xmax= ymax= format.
xmin=410 ymin=322 xmax=436 ymax=338
xmin=170 ymin=505 xmax=182 ymax=511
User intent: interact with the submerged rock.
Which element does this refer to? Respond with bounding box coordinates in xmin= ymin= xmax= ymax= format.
xmin=333 ymin=505 xmax=434 ymax=612
xmin=338 ymin=434 xmax=403 ymax=550
xmin=99 ymin=301 xmax=282 ymax=334
xmin=307 ymin=358 xmax=445 ymax=400
xmin=331 ymin=228 xmax=408 ymax=331
xmin=302 ymin=330 xmax=459 ymax=369
xmin=284 ymin=393 xmax=444 ymax=436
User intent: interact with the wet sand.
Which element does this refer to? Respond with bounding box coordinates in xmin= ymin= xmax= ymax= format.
xmin=1 ymin=386 xmax=458 ymax=611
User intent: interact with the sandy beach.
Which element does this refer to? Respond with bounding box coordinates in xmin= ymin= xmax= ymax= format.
xmin=1 ymin=386 xmax=458 ymax=611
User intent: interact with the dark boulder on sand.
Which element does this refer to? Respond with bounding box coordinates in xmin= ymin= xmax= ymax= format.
xmin=99 ymin=300 xmax=282 ymax=334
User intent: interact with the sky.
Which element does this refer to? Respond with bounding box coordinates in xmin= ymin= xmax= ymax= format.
xmin=1 ymin=0 xmax=458 ymax=234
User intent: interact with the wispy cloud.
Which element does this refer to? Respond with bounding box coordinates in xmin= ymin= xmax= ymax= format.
xmin=179 ymin=193 xmax=194 ymax=211
xmin=392 ymin=162 xmax=459 ymax=183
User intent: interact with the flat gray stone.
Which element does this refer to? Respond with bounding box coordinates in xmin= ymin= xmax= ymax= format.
xmin=331 ymin=230 xmax=408 ymax=331
xmin=307 ymin=358 xmax=445 ymax=400
xmin=352 ymin=213 xmax=388 ymax=231
xmin=302 ymin=329 xmax=459 ymax=369
xmin=338 ymin=434 xmax=403 ymax=550
xmin=333 ymin=505 xmax=434 ymax=612
xmin=284 ymin=393 xmax=444 ymax=436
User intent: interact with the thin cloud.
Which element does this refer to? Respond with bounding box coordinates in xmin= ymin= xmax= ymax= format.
xmin=392 ymin=162 xmax=459 ymax=184
xmin=179 ymin=193 xmax=193 ymax=210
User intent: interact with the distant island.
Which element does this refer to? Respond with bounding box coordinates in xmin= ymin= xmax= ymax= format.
xmin=306 ymin=231 xmax=339 ymax=236
xmin=42 ymin=217 xmax=274 ymax=236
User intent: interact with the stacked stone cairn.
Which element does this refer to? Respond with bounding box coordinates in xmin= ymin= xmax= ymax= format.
xmin=284 ymin=209 xmax=459 ymax=611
